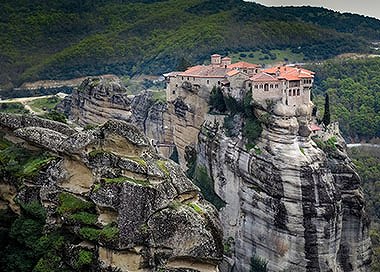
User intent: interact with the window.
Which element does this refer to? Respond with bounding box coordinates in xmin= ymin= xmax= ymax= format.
xmin=175 ymin=84 xmax=178 ymax=87
xmin=187 ymin=77 xmax=189 ymax=80
xmin=207 ymin=80 xmax=210 ymax=84
xmin=293 ymin=89 xmax=296 ymax=96
xmin=255 ymin=85 xmax=258 ymax=89
xmin=172 ymin=90 xmax=175 ymax=94
xmin=264 ymin=84 xmax=269 ymax=91
xmin=270 ymin=84 xmax=273 ymax=88
xmin=289 ymin=90 xmax=292 ymax=96
xmin=193 ymin=77 xmax=195 ymax=81
xmin=297 ymin=89 xmax=300 ymax=96
xmin=248 ymin=83 xmax=252 ymax=88
xmin=182 ymin=77 xmax=184 ymax=80
xmin=218 ymin=81 xmax=221 ymax=85
xmin=275 ymin=84 xmax=278 ymax=88
xmin=260 ymin=85 xmax=263 ymax=89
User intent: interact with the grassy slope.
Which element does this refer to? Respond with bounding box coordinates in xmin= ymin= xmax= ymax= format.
xmin=1 ymin=0 xmax=379 ymax=89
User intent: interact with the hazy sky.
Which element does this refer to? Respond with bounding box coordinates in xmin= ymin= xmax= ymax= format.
xmin=250 ymin=1 xmax=380 ymax=19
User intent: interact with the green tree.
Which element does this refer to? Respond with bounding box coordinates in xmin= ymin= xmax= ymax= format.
xmin=322 ymin=93 xmax=330 ymax=126
xmin=209 ymin=86 xmax=227 ymax=113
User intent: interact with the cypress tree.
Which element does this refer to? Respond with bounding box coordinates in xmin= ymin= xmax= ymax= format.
xmin=209 ymin=86 xmax=226 ymax=113
xmin=322 ymin=93 xmax=330 ymax=126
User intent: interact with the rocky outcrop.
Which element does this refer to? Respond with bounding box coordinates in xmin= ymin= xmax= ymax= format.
xmin=197 ymin=102 xmax=371 ymax=271
xmin=68 ymin=77 xmax=133 ymax=126
xmin=61 ymin=76 xmax=172 ymax=156
xmin=57 ymin=77 xmax=372 ymax=271
xmin=0 ymin=113 xmax=223 ymax=271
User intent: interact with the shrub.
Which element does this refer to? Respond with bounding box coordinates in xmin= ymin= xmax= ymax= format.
xmin=243 ymin=118 xmax=262 ymax=147
xmin=74 ymin=250 xmax=93 ymax=269
xmin=41 ymin=110 xmax=67 ymax=123
xmin=69 ymin=212 xmax=97 ymax=225
xmin=250 ymin=255 xmax=268 ymax=272
xmin=191 ymin=166 xmax=225 ymax=210
xmin=57 ymin=193 xmax=94 ymax=214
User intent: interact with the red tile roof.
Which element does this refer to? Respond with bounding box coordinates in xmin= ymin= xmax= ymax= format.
xmin=310 ymin=124 xmax=321 ymax=131
xmin=250 ymin=72 xmax=279 ymax=82
xmin=226 ymin=70 xmax=240 ymax=77
xmin=228 ymin=61 xmax=261 ymax=69
xmin=263 ymin=66 xmax=314 ymax=81
xmin=177 ymin=65 xmax=231 ymax=78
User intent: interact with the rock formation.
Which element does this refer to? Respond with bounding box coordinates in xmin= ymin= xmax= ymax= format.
xmin=58 ymin=77 xmax=372 ymax=271
xmin=0 ymin=113 xmax=223 ymax=271
xmin=197 ymin=101 xmax=371 ymax=271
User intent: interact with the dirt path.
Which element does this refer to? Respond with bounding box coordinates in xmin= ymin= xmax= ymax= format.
xmin=0 ymin=93 xmax=68 ymax=115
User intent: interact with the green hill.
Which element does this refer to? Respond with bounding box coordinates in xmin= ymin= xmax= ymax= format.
xmin=309 ymin=57 xmax=380 ymax=141
xmin=1 ymin=0 xmax=380 ymax=90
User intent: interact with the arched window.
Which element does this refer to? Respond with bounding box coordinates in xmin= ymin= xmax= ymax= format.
xmin=264 ymin=83 xmax=269 ymax=91
xmin=289 ymin=90 xmax=292 ymax=96
xmin=207 ymin=80 xmax=210 ymax=84
xmin=293 ymin=89 xmax=296 ymax=96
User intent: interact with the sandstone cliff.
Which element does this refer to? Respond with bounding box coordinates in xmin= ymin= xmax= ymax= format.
xmin=0 ymin=113 xmax=223 ymax=271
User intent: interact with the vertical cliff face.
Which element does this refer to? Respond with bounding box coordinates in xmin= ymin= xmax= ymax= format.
xmin=61 ymin=77 xmax=371 ymax=271
xmin=198 ymin=103 xmax=371 ymax=271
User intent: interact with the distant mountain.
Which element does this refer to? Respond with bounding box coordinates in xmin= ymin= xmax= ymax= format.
xmin=1 ymin=0 xmax=380 ymax=90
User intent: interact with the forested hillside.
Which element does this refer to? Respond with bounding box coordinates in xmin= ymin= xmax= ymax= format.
xmin=309 ymin=57 xmax=380 ymax=141
xmin=1 ymin=0 xmax=380 ymax=90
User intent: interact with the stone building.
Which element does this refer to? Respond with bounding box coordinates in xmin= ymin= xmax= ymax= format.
xmin=164 ymin=55 xmax=314 ymax=108
xmin=250 ymin=66 xmax=314 ymax=107
xmin=163 ymin=54 xmax=260 ymax=101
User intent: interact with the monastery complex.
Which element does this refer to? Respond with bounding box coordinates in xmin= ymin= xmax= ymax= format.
xmin=164 ymin=54 xmax=314 ymax=107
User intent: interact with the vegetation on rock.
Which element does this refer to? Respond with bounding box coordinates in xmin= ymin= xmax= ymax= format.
xmin=0 ymin=202 xmax=67 ymax=272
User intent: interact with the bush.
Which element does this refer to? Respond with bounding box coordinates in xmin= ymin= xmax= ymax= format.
xmin=250 ymin=255 xmax=268 ymax=272
xmin=57 ymin=193 xmax=94 ymax=214
xmin=41 ymin=110 xmax=67 ymax=123
xmin=243 ymin=117 xmax=262 ymax=147
xmin=74 ymin=250 xmax=93 ymax=269
xmin=190 ymin=166 xmax=225 ymax=210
